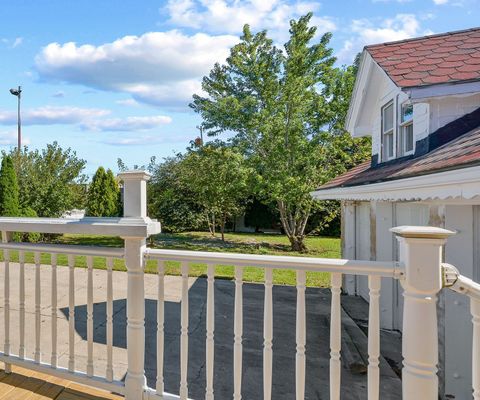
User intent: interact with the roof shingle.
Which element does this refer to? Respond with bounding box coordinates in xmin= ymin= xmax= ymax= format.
xmin=366 ymin=27 xmax=480 ymax=88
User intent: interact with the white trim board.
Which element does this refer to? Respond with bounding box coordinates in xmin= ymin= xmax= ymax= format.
xmin=311 ymin=165 xmax=480 ymax=202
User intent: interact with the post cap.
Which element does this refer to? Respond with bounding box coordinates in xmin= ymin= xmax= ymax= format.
xmin=117 ymin=170 xmax=151 ymax=181
xmin=390 ymin=225 xmax=456 ymax=239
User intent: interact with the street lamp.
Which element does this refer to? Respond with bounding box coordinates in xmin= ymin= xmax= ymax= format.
xmin=9 ymin=85 xmax=22 ymax=151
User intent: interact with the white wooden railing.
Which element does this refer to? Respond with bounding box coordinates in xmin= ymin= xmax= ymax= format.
xmin=142 ymin=249 xmax=401 ymax=400
xmin=443 ymin=263 xmax=480 ymax=400
xmin=0 ymin=241 xmax=125 ymax=394
xmin=0 ymin=170 xmax=472 ymax=400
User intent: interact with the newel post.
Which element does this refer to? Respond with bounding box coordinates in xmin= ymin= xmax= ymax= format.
xmin=391 ymin=226 xmax=455 ymax=400
xmin=119 ymin=170 xmax=152 ymax=400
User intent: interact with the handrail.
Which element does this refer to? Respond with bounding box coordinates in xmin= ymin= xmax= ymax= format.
xmin=443 ymin=263 xmax=480 ymax=301
xmin=0 ymin=242 xmax=124 ymax=258
xmin=145 ymin=248 xmax=403 ymax=278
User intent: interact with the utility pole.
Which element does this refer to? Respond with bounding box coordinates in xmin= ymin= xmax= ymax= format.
xmin=9 ymin=86 xmax=22 ymax=151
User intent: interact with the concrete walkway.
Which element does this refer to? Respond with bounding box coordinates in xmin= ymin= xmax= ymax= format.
xmin=0 ymin=263 xmax=401 ymax=399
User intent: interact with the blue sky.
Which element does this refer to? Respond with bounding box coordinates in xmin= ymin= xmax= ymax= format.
xmin=0 ymin=0 xmax=478 ymax=175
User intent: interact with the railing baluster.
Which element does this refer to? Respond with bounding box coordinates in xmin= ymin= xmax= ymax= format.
xmin=234 ymin=266 xmax=243 ymax=400
xmin=68 ymin=254 xmax=75 ymax=372
xmin=368 ymin=275 xmax=381 ymax=400
xmin=206 ymin=264 xmax=215 ymax=400
xmin=330 ymin=272 xmax=342 ymax=400
xmin=296 ymin=270 xmax=306 ymax=400
xmin=106 ymin=257 xmax=114 ymax=382
xmin=34 ymin=251 xmax=41 ymax=363
xmin=472 ymin=298 xmax=480 ymax=400
xmin=19 ymin=250 xmax=25 ymax=359
xmin=51 ymin=253 xmax=58 ymax=368
xmin=263 ymin=267 xmax=273 ymax=400
xmin=87 ymin=255 xmax=94 ymax=377
xmin=4 ymin=248 xmax=10 ymax=372
xmin=156 ymin=260 xmax=165 ymax=396
xmin=180 ymin=262 xmax=189 ymax=400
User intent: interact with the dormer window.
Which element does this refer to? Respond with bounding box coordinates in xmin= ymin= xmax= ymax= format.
xmin=399 ymin=103 xmax=414 ymax=156
xmin=381 ymin=100 xmax=415 ymax=162
xmin=381 ymin=101 xmax=394 ymax=161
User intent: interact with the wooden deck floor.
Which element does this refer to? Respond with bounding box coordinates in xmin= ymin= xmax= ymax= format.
xmin=0 ymin=366 xmax=123 ymax=400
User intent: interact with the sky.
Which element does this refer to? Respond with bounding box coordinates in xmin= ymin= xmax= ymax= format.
xmin=0 ymin=0 xmax=478 ymax=175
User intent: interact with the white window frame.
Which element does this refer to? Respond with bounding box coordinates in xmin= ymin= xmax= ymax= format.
xmin=398 ymin=102 xmax=414 ymax=157
xmin=381 ymin=100 xmax=395 ymax=161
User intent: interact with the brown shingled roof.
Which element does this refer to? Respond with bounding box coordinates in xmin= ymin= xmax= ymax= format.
xmin=366 ymin=27 xmax=480 ymax=88
xmin=317 ymin=125 xmax=480 ymax=190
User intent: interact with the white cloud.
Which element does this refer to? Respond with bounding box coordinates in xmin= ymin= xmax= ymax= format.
xmin=0 ymin=106 xmax=110 ymax=126
xmin=164 ymin=0 xmax=335 ymax=41
xmin=0 ymin=130 xmax=30 ymax=146
xmin=116 ymin=98 xmax=140 ymax=107
xmin=12 ymin=37 xmax=23 ymax=48
xmin=81 ymin=115 xmax=172 ymax=132
xmin=100 ymin=135 xmax=166 ymax=146
xmin=2 ymin=37 xmax=23 ymax=48
xmin=433 ymin=0 xmax=448 ymax=4
xmin=35 ymin=30 xmax=238 ymax=109
xmin=337 ymin=14 xmax=426 ymax=63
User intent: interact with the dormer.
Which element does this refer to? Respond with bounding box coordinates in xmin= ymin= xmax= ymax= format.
xmin=313 ymin=27 xmax=480 ymax=201
xmin=346 ymin=27 xmax=480 ymax=167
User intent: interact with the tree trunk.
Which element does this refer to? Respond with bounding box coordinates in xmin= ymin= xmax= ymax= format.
xmin=277 ymin=200 xmax=309 ymax=252
xmin=206 ymin=212 xmax=216 ymax=236
xmin=221 ymin=214 xmax=226 ymax=241
xmin=289 ymin=236 xmax=307 ymax=252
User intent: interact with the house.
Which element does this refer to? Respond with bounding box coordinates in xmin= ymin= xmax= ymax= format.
xmin=312 ymin=27 xmax=480 ymax=399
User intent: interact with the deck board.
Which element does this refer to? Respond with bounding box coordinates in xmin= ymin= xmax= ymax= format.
xmin=0 ymin=367 xmax=123 ymax=400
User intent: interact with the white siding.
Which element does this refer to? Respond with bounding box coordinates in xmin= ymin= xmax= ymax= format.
xmin=429 ymin=93 xmax=480 ymax=133
xmin=392 ymin=202 xmax=429 ymax=330
xmin=444 ymin=205 xmax=475 ymax=399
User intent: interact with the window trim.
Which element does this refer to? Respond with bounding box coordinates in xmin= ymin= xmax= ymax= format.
xmin=381 ymin=100 xmax=396 ymax=161
xmin=399 ymin=102 xmax=414 ymax=156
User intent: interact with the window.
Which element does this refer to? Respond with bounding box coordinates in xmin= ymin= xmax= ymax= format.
xmin=399 ymin=103 xmax=414 ymax=156
xmin=382 ymin=102 xmax=394 ymax=161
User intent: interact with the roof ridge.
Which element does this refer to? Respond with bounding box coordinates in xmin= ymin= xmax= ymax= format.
xmin=364 ymin=26 xmax=480 ymax=50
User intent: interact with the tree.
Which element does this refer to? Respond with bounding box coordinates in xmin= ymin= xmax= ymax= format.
xmin=8 ymin=142 xmax=87 ymax=217
xmin=86 ymin=167 xmax=120 ymax=217
xmin=180 ymin=145 xmax=251 ymax=241
xmin=0 ymin=155 xmax=19 ymax=216
xmin=191 ymin=14 xmax=369 ymax=251
xmin=149 ymin=155 xmax=206 ymax=233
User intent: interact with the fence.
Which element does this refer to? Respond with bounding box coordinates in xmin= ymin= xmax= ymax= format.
xmin=0 ymin=170 xmax=473 ymax=400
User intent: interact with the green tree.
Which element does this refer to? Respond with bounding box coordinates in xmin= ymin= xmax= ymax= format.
xmin=86 ymin=167 xmax=120 ymax=217
xmin=105 ymin=169 xmax=121 ymax=216
xmin=180 ymin=145 xmax=251 ymax=241
xmin=0 ymin=155 xmax=19 ymax=216
xmin=149 ymin=155 xmax=205 ymax=233
xmin=8 ymin=142 xmax=87 ymax=217
xmin=191 ymin=14 xmax=369 ymax=251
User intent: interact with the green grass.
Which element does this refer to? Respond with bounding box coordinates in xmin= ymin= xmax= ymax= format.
xmin=1 ymin=232 xmax=340 ymax=287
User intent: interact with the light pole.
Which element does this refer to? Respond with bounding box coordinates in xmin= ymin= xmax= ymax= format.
xmin=9 ymin=86 xmax=22 ymax=151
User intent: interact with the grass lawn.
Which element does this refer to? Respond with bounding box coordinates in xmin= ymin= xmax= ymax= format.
xmin=1 ymin=232 xmax=340 ymax=287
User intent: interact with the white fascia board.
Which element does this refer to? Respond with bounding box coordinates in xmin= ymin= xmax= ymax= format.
xmin=311 ymin=165 xmax=480 ymax=202
xmin=406 ymin=80 xmax=480 ymax=102
xmin=346 ymin=51 xmax=371 ymax=135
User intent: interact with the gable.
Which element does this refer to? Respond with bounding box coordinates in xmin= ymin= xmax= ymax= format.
xmin=346 ymin=51 xmax=400 ymax=138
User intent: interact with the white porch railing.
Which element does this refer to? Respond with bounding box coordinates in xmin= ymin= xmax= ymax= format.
xmin=0 ymin=170 xmax=472 ymax=400
xmin=443 ymin=263 xmax=480 ymax=400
